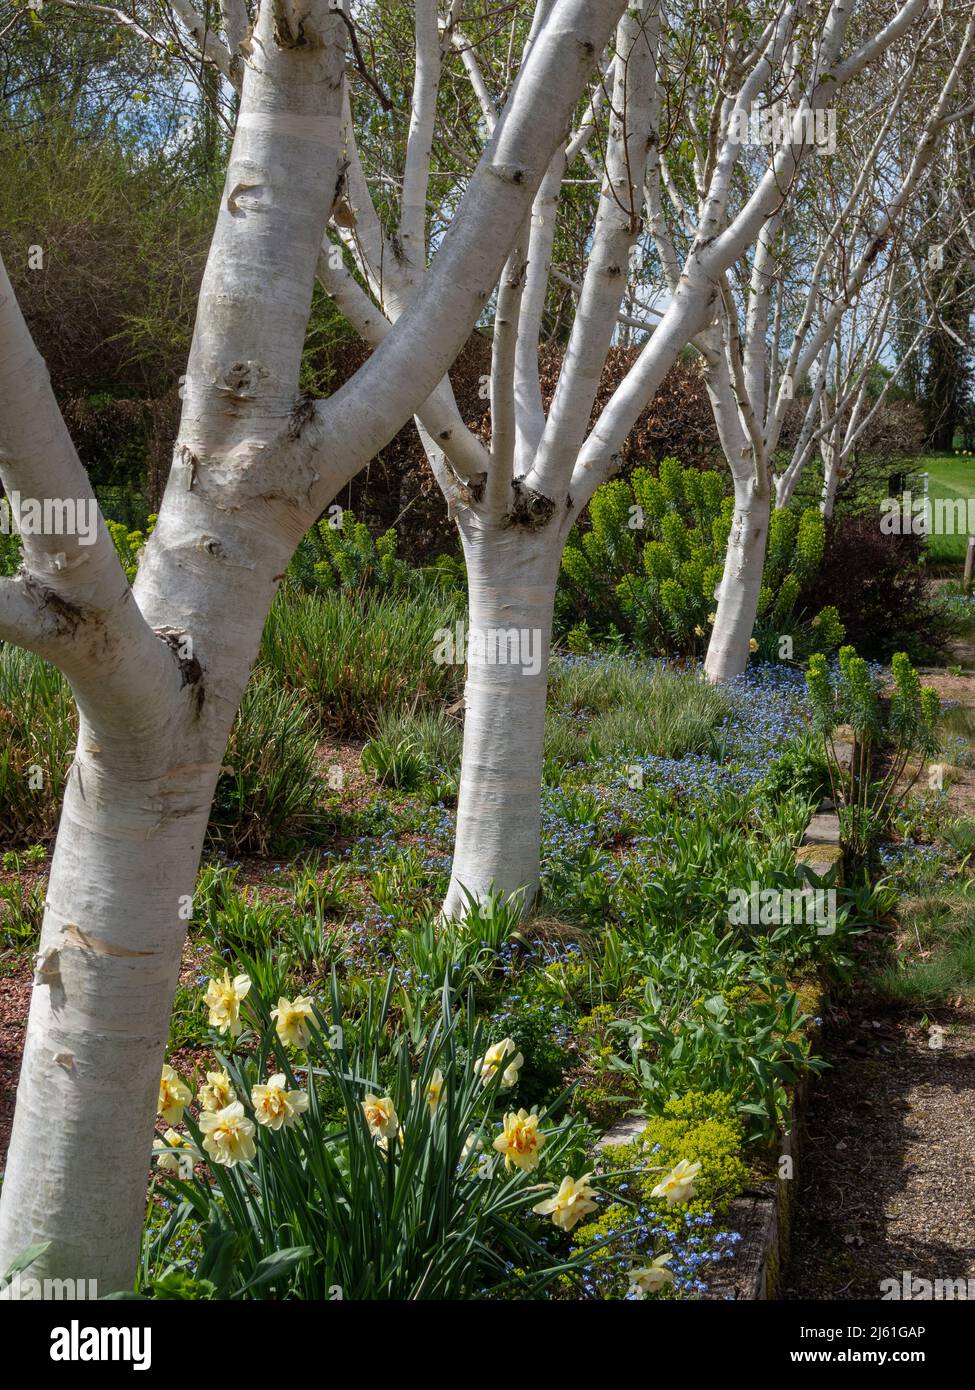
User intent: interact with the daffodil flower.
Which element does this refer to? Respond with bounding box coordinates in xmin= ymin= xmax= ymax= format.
xmin=362 ymin=1094 xmax=399 ymax=1142
xmin=629 ymin=1253 xmax=674 ymax=1297
xmin=197 ymin=1069 xmax=236 ymax=1113
xmin=650 ymin=1158 xmax=702 ymax=1207
xmin=271 ymin=995 xmax=315 ymax=1049
xmin=198 ymin=1101 xmax=257 ymax=1167
xmin=492 ymin=1109 xmax=546 ymax=1172
xmin=251 ymin=1074 xmax=310 ymax=1131
xmin=158 ymin=1064 xmax=191 ymax=1125
xmin=205 ymin=971 xmax=251 ymax=1038
xmin=475 ymin=1038 xmax=524 ymax=1089
xmin=152 ymin=1128 xmax=200 ymax=1180
xmin=532 ymin=1173 xmax=598 ymax=1232
xmin=413 ymin=1067 xmax=444 ymax=1112
xmin=460 ymin=1131 xmax=483 ymax=1165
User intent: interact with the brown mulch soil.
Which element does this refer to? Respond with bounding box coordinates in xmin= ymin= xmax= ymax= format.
xmin=785 ymin=1006 xmax=975 ymax=1299
xmin=0 ymin=962 xmax=31 ymax=1168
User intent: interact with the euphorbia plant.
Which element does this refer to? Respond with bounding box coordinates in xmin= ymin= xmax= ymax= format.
xmin=805 ymin=647 xmax=940 ymax=861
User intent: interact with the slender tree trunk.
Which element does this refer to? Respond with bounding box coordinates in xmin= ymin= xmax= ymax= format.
xmin=443 ymin=526 xmax=560 ymax=917
xmin=704 ymin=470 xmax=771 ymax=683
xmin=820 ymin=438 xmax=841 ymax=518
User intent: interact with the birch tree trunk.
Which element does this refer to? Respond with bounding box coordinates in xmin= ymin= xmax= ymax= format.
xmin=443 ymin=525 xmax=562 ymax=917
xmin=704 ymin=469 xmax=771 ymax=683
xmin=820 ymin=437 xmax=841 ymax=518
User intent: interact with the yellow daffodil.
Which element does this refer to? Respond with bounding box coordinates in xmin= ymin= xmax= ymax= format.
xmin=362 ymin=1094 xmax=399 ymax=1142
xmin=158 ymin=1064 xmax=191 ymax=1125
xmin=197 ymin=1069 xmax=236 ymax=1113
xmin=476 ymin=1038 xmax=524 ymax=1089
xmin=629 ymin=1253 xmax=674 ymax=1297
xmin=198 ymin=1101 xmax=256 ymax=1167
xmin=707 ymin=611 xmax=717 ymax=623
xmin=415 ymin=1067 xmax=444 ymax=1112
xmin=693 ymin=625 xmax=704 ymax=638
xmin=152 ymin=1128 xmax=200 ymax=1180
xmin=748 ymin=637 xmax=759 ymax=653
xmin=205 ymin=970 xmax=251 ymax=1038
xmin=651 ymin=1158 xmax=702 ymax=1207
xmin=492 ymin=1109 xmax=546 ymax=1172
xmin=251 ymin=1074 xmax=310 ymax=1131
xmin=532 ymin=1173 xmax=598 ymax=1232
xmin=271 ymin=995 xmax=315 ymax=1049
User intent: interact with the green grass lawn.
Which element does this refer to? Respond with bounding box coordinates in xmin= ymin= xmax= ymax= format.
xmin=919 ymin=452 xmax=975 ymax=564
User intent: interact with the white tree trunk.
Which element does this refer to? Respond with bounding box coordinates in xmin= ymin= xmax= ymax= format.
xmin=0 ymin=0 xmax=633 ymax=1289
xmin=820 ymin=438 xmax=841 ymax=518
xmin=0 ymin=752 xmax=212 ymax=1290
xmin=442 ymin=527 xmax=560 ymax=917
xmin=704 ymin=472 xmax=771 ymax=683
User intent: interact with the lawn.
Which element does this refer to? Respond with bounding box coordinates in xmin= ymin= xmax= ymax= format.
xmin=919 ymin=452 xmax=975 ymax=564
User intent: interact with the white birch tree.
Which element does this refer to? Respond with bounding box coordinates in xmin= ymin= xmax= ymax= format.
xmin=0 ymin=0 xmax=631 ymax=1291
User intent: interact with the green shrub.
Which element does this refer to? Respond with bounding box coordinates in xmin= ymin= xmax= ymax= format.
xmin=558 ymin=459 xmax=728 ymax=654
xmin=558 ymin=459 xmax=841 ymax=659
xmin=752 ymin=508 xmax=844 ymax=660
xmin=758 ymin=736 xmax=831 ymax=806
xmin=806 ymin=647 xmax=941 ymax=859
xmin=287 ymin=509 xmax=409 ymax=595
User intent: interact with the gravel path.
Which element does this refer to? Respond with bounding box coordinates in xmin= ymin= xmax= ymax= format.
xmin=786 ymin=1007 xmax=975 ymax=1299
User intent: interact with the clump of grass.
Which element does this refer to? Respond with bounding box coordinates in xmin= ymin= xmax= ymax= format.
xmin=362 ymin=704 xmax=462 ymax=791
xmin=546 ymin=657 xmax=730 ymax=764
xmin=0 ymin=877 xmax=46 ymax=953
xmin=209 ymin=669 xmax=326 ymax=855
xmin=261 ymin=589 xmax=464 ymax=736
xmin=871 ymin=888 xmax=975 ymax=1006
xmin=940 ymin=702 xmax=975 ymax=767
xmin=0 ymin=645 xmax=76 ymax=844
